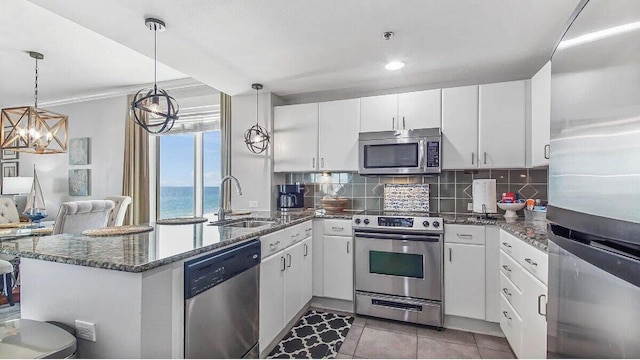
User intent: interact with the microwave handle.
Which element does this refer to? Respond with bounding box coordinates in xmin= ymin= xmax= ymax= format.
xmin=418 ymin=139 xmax=426 ymax=169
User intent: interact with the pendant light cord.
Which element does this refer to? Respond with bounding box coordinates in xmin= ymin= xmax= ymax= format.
xmin=34 ymin=57 xmax=39 ymax=108
xmin=255 ymin=87 xmax=259 ymax=126
xmin=154 ymin=26 xmax=158 ymax=93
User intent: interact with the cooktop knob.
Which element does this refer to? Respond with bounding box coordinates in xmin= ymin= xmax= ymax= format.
xmin=422 ymin=221 xmax=430 ymax=227
xmin=363 ymin=219 xmax=370 ymax=225
xmin=354 ymin=218 xmax=361 ymax=225
xmin=432 ymin=220 xmax=440 ymax=228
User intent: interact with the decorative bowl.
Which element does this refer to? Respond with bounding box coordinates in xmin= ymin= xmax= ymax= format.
xmin=321 ymin=197 xmax=349 ymax=214
xmin=497 ymin=201 xmax=526 ymax=219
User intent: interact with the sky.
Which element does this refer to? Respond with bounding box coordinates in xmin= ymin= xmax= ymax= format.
xmin=159 ymin=131 xmax=221 ymax=187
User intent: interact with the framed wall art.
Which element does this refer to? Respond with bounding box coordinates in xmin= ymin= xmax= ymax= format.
xmin=69 ymin=137 xmax=91 ymax=165
xmin=2 ymin=162 xmax=18 ymax=178
xmin=69 ymin=169 xmax=90 ymax=196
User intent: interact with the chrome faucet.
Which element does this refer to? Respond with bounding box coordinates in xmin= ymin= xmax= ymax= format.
xmin=217 ymin=175 xmax=243 ymax=221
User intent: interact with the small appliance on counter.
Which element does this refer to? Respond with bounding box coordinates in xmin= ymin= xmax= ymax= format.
xmin=276 ymin=184 xmax=305 ymax=211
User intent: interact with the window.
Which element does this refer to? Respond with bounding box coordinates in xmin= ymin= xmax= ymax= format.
xmin=156 ymin=103 xmax=222 ymax=219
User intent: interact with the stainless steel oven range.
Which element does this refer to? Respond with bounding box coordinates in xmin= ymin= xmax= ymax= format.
xmin=353 ymin=211 xmax=444 ymax=328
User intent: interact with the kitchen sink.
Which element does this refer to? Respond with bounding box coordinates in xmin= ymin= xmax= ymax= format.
xmin=209 ymin=218 xmax=278 ymax=228
xmin=225 ymin=220 xmax=277 ymax=228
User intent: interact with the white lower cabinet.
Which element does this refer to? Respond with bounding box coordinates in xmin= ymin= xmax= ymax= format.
xmin=259 ymin=223 xmax=313 ymax=353
xmin=499 ymin=229 xmax=548 ymax=359
xmin=322 ymin=235 xmax=353 ymax=301
xmin=444 ymin=243 xmax=486 ymax=319
xmin=259 ymin=251 xmax=286 ymax=352
xmin=444 ymin=224 xmax=486 ymax=320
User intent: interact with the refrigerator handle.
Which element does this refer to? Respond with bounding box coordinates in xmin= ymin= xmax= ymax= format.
xmin=538 ymin=294 xmax=547 ymax=317
xmin=544 ymin=144 xmax=550 ymax=159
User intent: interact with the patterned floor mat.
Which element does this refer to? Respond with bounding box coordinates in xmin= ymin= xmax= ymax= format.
xmin=268 ymin=309 xmax=354 ymax=358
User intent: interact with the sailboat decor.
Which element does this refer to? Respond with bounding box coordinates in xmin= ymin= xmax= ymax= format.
xmin=24 ymin=165 xmax=47 ymax=228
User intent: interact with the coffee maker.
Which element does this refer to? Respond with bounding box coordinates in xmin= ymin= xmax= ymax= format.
xmin=277 ymin=184 xmax=305 ymax=211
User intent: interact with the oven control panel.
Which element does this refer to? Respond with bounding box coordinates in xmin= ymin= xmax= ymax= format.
xmin=353 ymin=215 xmax=443 ymax=232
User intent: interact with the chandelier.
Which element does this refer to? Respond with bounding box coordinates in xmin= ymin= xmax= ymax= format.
xmin=244 ymin=83 xmax=270 ymax=154
xmin=1 ymin=51 xmax=68 ymax=154
xmin=131 ymin=18 xmax=179 ymax=134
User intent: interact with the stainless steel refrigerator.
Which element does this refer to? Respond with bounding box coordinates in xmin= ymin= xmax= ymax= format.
xmin=547 ymin=0 xmax=640 ymax=357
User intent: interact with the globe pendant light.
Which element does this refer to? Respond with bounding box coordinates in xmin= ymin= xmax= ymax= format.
xmin=244 ymin=83 xmax=270 ymax=154
xmin=132 ymin=18 xmax=179 ymax=134
xmin=0 ymin=51 xmax=68 ymax=154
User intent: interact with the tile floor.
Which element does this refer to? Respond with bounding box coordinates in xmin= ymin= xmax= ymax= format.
xmin=310 ymin=308 xmax=514 ymax=359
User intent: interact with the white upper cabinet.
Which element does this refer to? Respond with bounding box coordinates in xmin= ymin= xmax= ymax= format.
xmin=359 ymin=94 xmax=398 ymax=132
xmin=274 ymin=103 xmax=319 ymax=172
xmin=442 ymin=85 xmax=479 ymax=169
xmin=479 ymin=80 xmax=527 ymax=168
xmin=528 ymin=61 xmax=551 ymax=168
xmin=398 ymin=89 xmax=442 ymax=129
xmin=360 ymin=90 xmax=441 ymax=132
xmin=318 ymin=99 xmax=360 ymax=171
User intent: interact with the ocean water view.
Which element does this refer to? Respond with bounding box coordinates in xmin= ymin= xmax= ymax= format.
xmin=160 ymin=186 xmax=220 ymax=218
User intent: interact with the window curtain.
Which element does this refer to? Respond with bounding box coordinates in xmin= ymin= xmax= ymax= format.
xmin=220 ymin=92 xmax=232 ymax=210
xmin=122 ymin=94 xmax=150 ymax=225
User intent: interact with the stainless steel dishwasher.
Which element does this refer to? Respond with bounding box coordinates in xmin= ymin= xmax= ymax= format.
xmin=184 ymin=239 xmax=260 ymax=359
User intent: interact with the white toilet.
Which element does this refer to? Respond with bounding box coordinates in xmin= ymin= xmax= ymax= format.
xmin=0 ymin=319 xmax=77 ymax=358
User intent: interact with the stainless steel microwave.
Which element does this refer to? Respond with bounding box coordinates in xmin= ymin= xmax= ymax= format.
xmin=358 ymin=128 xmax=441 ymax=175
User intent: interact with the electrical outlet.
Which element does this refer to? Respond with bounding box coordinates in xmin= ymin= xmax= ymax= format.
xmin=249 ymin=201 xmax=259 ymax=208
xmin=75 ymin=320 xmax=97 ymax=342
xmin=467 ymin=203 xmax=473 ymax=211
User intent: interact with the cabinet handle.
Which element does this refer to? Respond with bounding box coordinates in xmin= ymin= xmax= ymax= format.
xmin=544 ymin=144 xmax=550 ymax=159
xmin=449 ymin=247 xmax=452 ymax=262
xmin=304 ymin=244 xmax=308 ymax=257
xmin=281 ymin=256 xmax=286 ymax=271
xmin=472 ymin=152 xmax=475 ymax=165
xmin=392 ymin=117 xmax=395 ymax=129
xmin=538 ymin=294 xmax=547 ymax=317
xmin=402 ymin=116 xmax=406 ymax=129
xmin=484 ymin=152 xmax=487 ymax=165
xmin=321 ymin=158 xmax=325 ymax=168
xmin=502 ymin=288 xmax=512 ymax=297
xmin=270 ymin=241 xmax=280 ymax=251
xmin=347 ymin=242 xmax=350 ymax=254
xmin=503 ymin=311 xmax=512 ymax=320
xmin=502 ymin=242 xmax=512 ymax=248
xmin=291 ymin=233 xmax=300 ymax=239
xmin=456 ymin=233 xmax=472 ymax=238
xmin=287 ymin=253 xmax=292 ymax=268
xmin=525 ymin=258 xmax=538 ymax=266
xmin=331 ymin=226 xmax=344 ymax=231
xmin=502 ymin=265 xmax=512 ymax=272
xmin=312 ymin=158 xmax=316 ymax=168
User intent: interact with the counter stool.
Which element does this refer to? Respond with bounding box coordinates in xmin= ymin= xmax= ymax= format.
xmin=0 ymin=319 xmax=77 ymax=358
xmin=0 ymin=259 xmax=14 ymax=306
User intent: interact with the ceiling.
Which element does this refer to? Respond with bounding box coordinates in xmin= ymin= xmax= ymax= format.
xmin=12 ymin=0 xmax=581 ymax=103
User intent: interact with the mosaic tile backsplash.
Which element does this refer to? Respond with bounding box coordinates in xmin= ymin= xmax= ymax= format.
xmin=384 ymin=184 xmax=430 ymax=212
xmin=280 ymin=168 xmax=548 ymax=215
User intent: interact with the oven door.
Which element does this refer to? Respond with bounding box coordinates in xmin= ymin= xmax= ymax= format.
xmin=355 ymin=230 xmax=442 ymax=301
xmin=359 ymin=137 xmax=426 ymax=175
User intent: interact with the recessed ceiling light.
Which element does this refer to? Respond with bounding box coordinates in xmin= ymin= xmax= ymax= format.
xmin=385 ymin=61 xmax=405 ymax=70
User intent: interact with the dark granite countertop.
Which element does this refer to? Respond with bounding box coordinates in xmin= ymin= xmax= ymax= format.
xmin=0 ymin=209 xmax=546 ymax=273
xmin=0 ymin=211 xmax=316 ymax=273
xmin=442 ymin=215 xmax=548 ymax=252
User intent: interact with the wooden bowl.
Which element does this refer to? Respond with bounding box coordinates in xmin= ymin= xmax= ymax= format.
xmin=321 ymin=198 xmax=349 ymax=214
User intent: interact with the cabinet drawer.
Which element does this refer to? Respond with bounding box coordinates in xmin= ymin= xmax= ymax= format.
xmin=323 ymin=219 xmax=352 ymax=236
xmin=499 ymin=250 xmax=523 ymax=290
xmin=302 ymin=221 xmax=313 ymax=239
xmin=518 ymin=243 xmax=548 ymax=285
xmin=500 ymin=271 xmax=523 ymax=315
xmin=288 ymin=223 xmax=306 ymax=246
xmin=499 ymin=293 xmax=523 ymax=358
xmin=261 ymin=227 xmax=291 ymax=259
xmin=444 ymin=224 xmax=485 ymax=245
xmin=499 ymin=230 xmax=521 ymax=260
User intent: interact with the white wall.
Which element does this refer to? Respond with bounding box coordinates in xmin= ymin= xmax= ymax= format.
xmin=19 ymin=96 xmax=127 ymax=218
xmin=231 ymin=92 xmax=284 ymax=211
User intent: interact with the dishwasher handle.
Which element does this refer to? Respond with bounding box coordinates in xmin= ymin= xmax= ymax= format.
xmin=184 ymin=239 xmax=261 ymax=300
